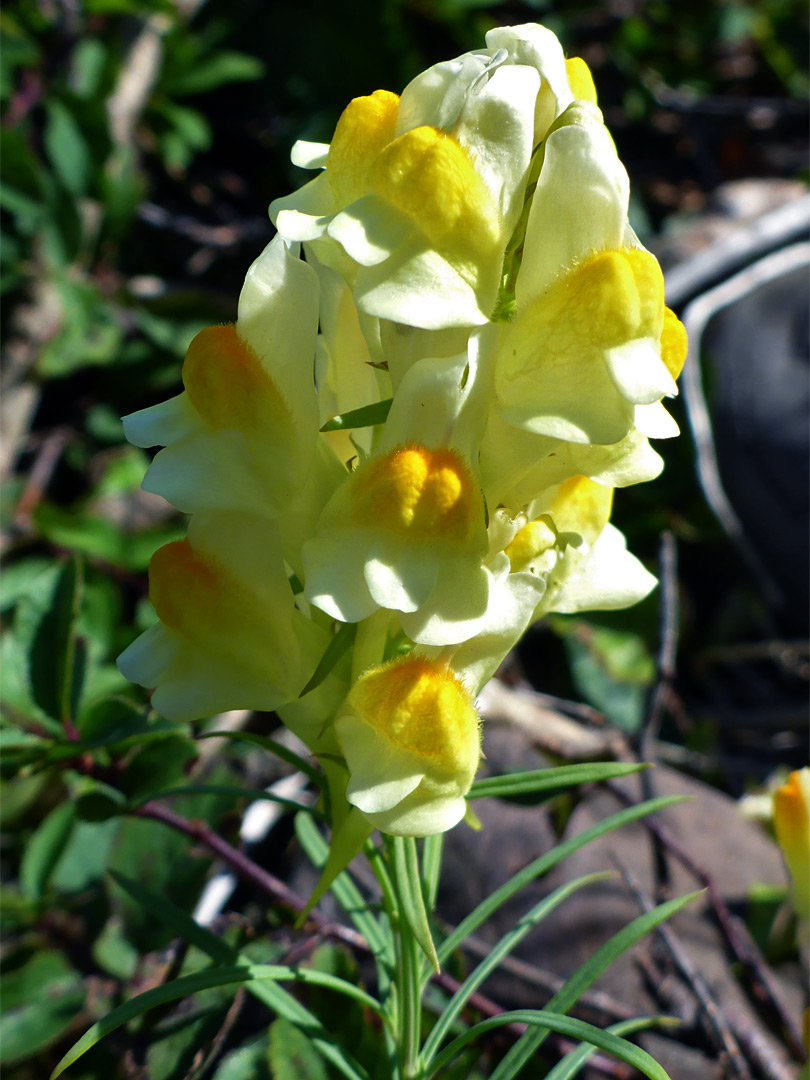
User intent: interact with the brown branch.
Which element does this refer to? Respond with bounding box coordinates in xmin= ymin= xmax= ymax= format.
xmin=132 ymin=800 xmax=367 ymax=954
xmin=605 ymin=783 xmax=807 ymax=1061
xmin=614 ymin=858 xmax=751 ymax=1079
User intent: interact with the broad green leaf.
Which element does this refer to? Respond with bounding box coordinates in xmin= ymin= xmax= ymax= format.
xmin=320 ymin=399 xmax=392 ymax=432
xmin=425 ymin=1010 xmax=672 ymax=1080
xmin=69 ymin=38 xmax=107 ymax=99
xmin=438 ymin=795 xmax=686 ymax=965
xmin=117 ymin=736 xmax=198 ymax=801
xmin=0 ymin=558 xmax=56 ymax=611
xmin=18 ymin=555 xmax=84 ymax=724
xmin=392 ymin=835 xmax=439 ymax=973
xmin=489 ymin=892 xmax=700 ymax=1079
xmin=544 ymin=1016 xmax=679 ymax=1080
xmin=422 ymin=873 xmax=611 ymax=1063
xmin=19 ymin=800 xmax=76 ymax=901
xmin=71 ymin=775 xmax=128 ymax=821
xmin=563 ymin=621 xmax=654 ymax=734
xmin=211 ymin=1035 xmax=269 ymax=1080
xmin=166 ymin=51 xmax=265 ymax=96
xmin=469 ymin=761 xmax=646 ymax=800
xmin=1 ymin=950 xmax=85 ymax=1065
xmin=43 ymin=100 xmax=90 ymax=196
xmin=268 ymin=1018 xmax=330 ymax=1080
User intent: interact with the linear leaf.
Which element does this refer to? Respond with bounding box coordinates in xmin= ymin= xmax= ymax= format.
xmin=438 ymin=795 xmax=686 ymax=964
xmin=425 ymin=1010 xmax=672 ymax=1080
xmin=50 ymin=962 xmax=378 ymax=1080
xmin=544 ymin=1016 xmax=680 ymax=1080
xmin=422 ymin=873 xmax=611 ymax=1063
xmin=196 ymin=730 xmax=322 ymax=785
xmin=49 ymin=967 xmax=258 ymax=1078
xmin=108 ymin=871 xmax=374 ymax=1079
xmin=468 ymin=762 xmax=646 ymax=800
xmin=320 ymin=399 xmax=392 ymax=432
xmin=392 ymin=836 xmax=439 ymax=973
xmin=489 ymin=892 xmax=700 ymax=1079
xmin=300 ymin=621 xmax=357 ymax=697
xmin=295 ymin=813 xmax=390 ymax=963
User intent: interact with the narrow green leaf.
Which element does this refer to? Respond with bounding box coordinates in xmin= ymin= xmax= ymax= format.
xmin=425 ymin=1010 xmax=672 ymax=1080
xmin=469 ymin=762 xmax=646 ymax=800
xmin=108 ymin=871 xmax=232 ymax=962
xmin=196 ymin=730 xmax=322 ymax=785
xmin=421 ymin=833 xmax=444 ymax=911
xmin=294 ymin=813 xmax=389 ymax=963
xmin=300 ymin=621 xmax=357 ymax=697
xmin=489 ymin=892 xmax=701 ymax=1079
xmin=320 ymin=399 xmax=392 ymax=432
xmin=422 ymin=873 xmax=611 ymax=1063
xmin=49 ymin=967 xmax=254 ymax=1078
xmin=19 ymin=801 xmax=76 ymax=901
xmin=50 ymin=961 xmax=379 ymax=1080
xmin=544 ymin=1016 xmax=680 ymax=1080
xmin=438 ymin=795 xmax=687 ymax=964
xmin=392 ymin=836 xmax=439 ymax=973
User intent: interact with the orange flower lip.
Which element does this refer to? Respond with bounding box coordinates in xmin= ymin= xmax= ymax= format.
xmin=182 ymin=325 xmax=291 ymax=434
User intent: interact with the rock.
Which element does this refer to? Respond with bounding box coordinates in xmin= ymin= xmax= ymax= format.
xmin=436 ymin=723 xmax=801 ymax=1080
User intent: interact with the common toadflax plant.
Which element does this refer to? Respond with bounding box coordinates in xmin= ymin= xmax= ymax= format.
xmin=119 ymin=23 xmax=685 ymax=853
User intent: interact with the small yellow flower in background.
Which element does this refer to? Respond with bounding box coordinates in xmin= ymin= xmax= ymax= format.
xmin=774 ymin=768 xmax=810 ymax=920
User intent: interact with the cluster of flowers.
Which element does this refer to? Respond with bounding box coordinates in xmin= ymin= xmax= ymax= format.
xmin=119 ymin=24 xmax=686 ymax=847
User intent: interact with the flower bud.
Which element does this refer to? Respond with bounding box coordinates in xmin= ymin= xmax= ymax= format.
xmin=774 ymin=768 xmax=810 ymax=918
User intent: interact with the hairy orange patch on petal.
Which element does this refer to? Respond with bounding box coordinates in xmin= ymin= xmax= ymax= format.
xmin=183 ymin=325 xmax=291 ymax=433
xmin=349 ymin=656 xmax=480 ymax=776
xmin=351 ymin=444 xmax=479 ymax=544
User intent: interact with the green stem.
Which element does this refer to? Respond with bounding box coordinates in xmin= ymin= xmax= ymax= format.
xmin=381 ymin=836 xmax=425 ymax=1079
xmin=396 ymin=885 xmax=422 ymax=1079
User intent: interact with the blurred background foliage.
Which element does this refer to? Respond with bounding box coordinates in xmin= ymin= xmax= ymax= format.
xmin=1 ymin=0 xmax=808 ymax=1077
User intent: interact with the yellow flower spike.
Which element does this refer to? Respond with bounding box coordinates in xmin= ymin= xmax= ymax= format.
xmin=565 ymin=57 xmax=598 ymax=105
xmin=774 ymin=767 xmax=810 ymax=919
xmin=368 ymin=126 xmax=501 ymax=275
xmin=335 ymin=655 xmax=481 ymax=836
xmin=327 ymin=89 xmax=400 ymax=206
xmin=351 ymin=444 xmax=478 ymax=546
xmin=182 ymin=325 xmax=293 ymax=435
xmin=660 ymin=307 xmax=688 ymax=380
